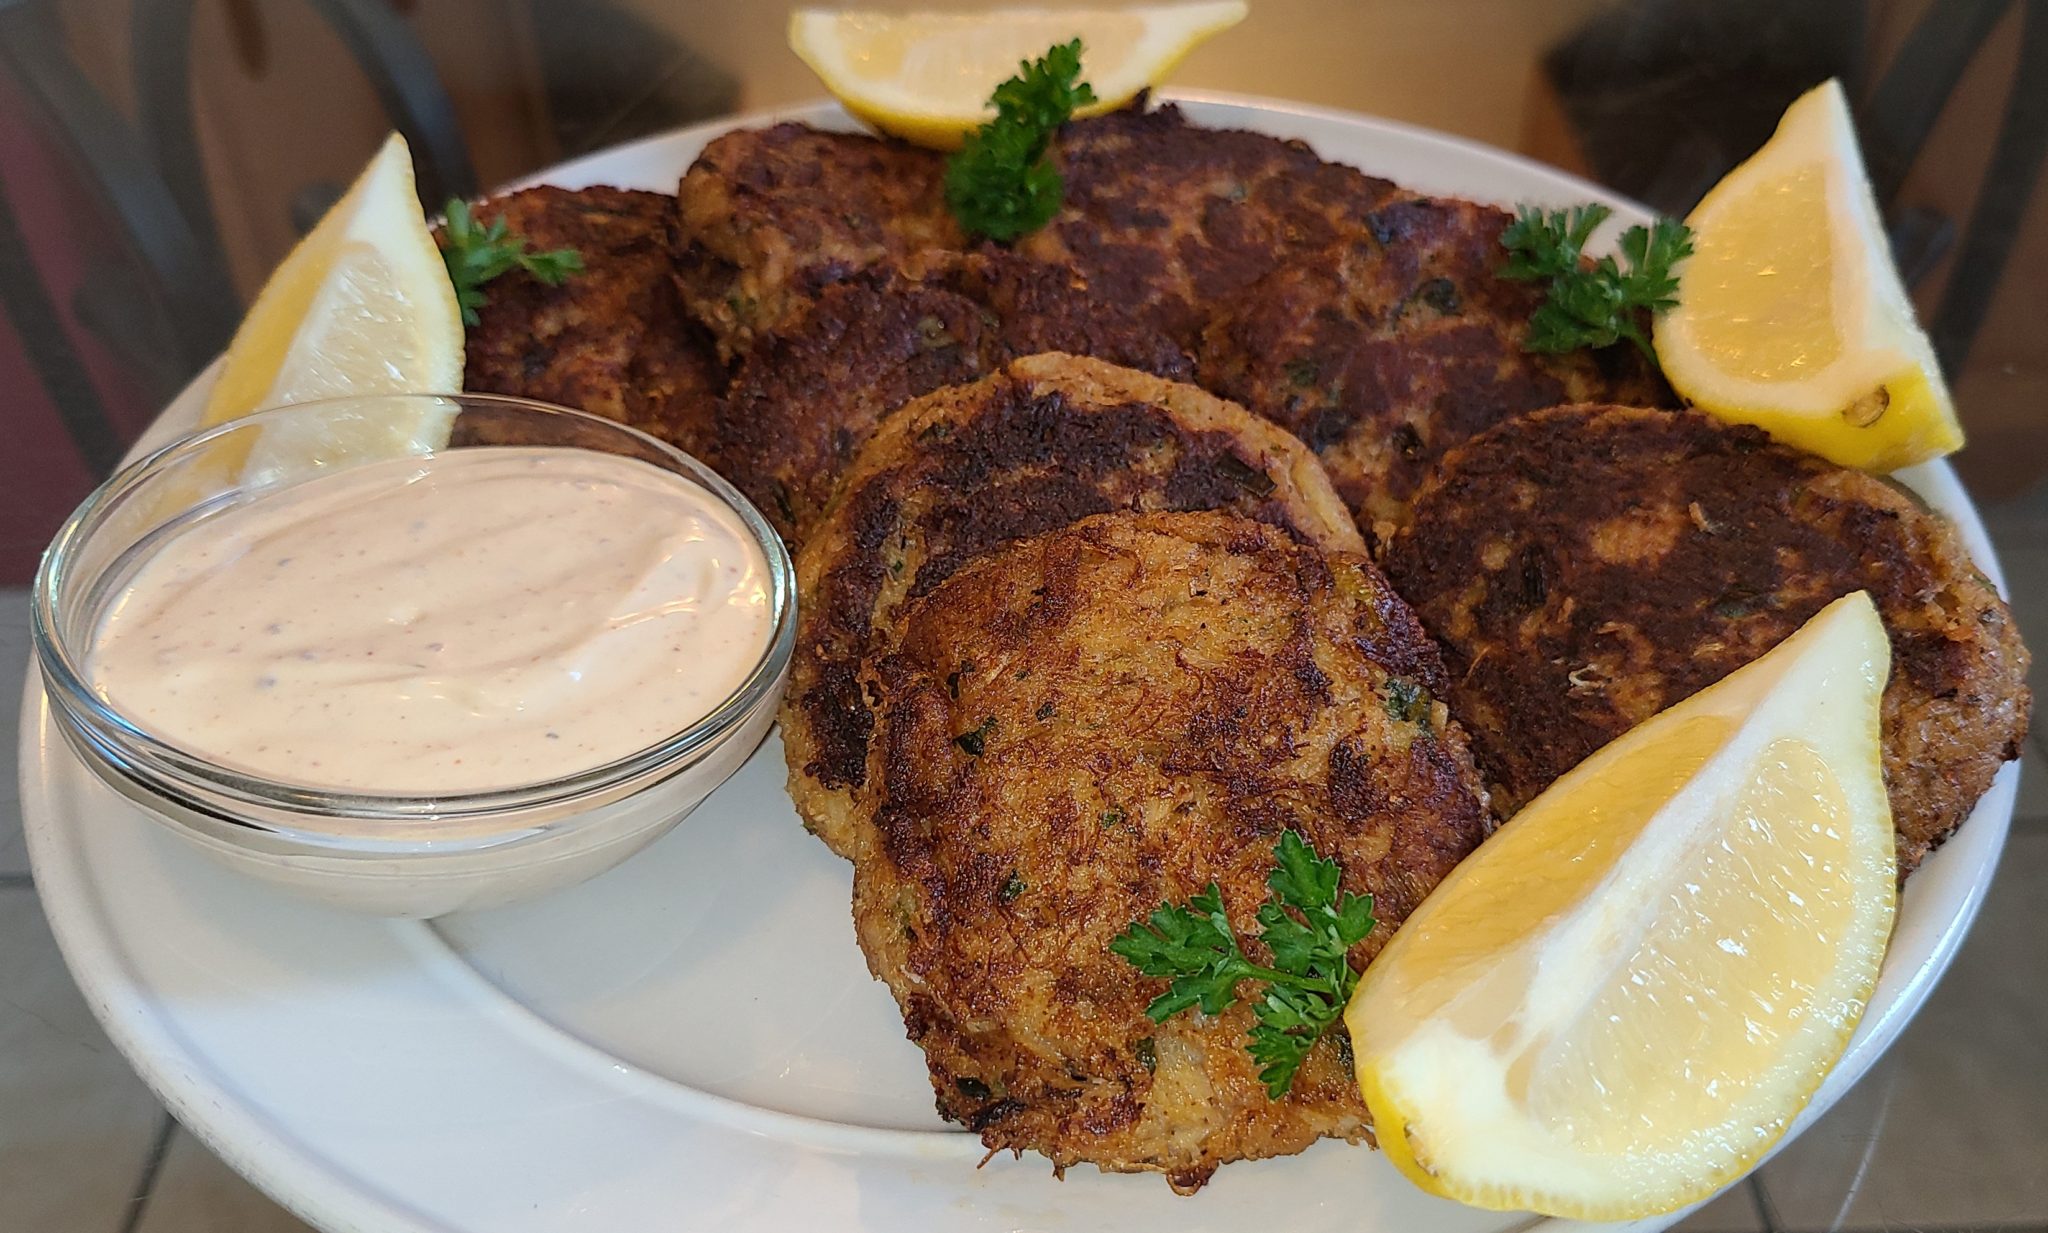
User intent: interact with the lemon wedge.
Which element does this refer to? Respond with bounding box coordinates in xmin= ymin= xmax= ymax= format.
xmin=200 ymin=132 xmax=463 ymax=485
xmin=788 ymin=3 xmax=1247 ymax=150
xmin=1655 ymin=79 xmax=1961 ymax=471
xmin=1346 ymin=592 xmax=1897 ymax=1220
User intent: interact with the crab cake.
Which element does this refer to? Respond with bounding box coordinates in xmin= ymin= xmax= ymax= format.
xmin=850 ymin=511 xmax=1491 ymax=1191
xmin=718 ymin=250 xmax=1194 ymax=543
xmin=671 ymin=104 xmax=1406 ymax=361
xmin=1385 ymin=404 xmax=2030 ymax=878
xmin=672 ymin=123 xmax=960 ymax=359
xmin=1198 ymin=199 xmax=1672 ymax=539
xmin=1019 ymin=102 xmax=1404 ymax=344
xmin=457 ymin=186 xmax=724 ymax=456
xmin=787 ymin=354 xmax=1365 ymax=858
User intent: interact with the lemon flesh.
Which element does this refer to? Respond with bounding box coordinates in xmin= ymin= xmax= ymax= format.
xmin=788 ymin=3 xmax=1247 ymax=150
xmin=1655 ymin=79 xmax=1960 ymax=471
xmin=200 ymin=132 xmax=463 ymax=486
xmin=1347 ymin=592 xmax=1897 ymax=1220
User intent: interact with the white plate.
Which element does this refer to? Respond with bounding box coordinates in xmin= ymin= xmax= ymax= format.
xmin=23 ymin=93 xmax=2019 ymax=1233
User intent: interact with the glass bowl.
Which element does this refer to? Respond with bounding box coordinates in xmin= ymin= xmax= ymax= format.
xmin=32 ymin=393 xmax=796 ymax=917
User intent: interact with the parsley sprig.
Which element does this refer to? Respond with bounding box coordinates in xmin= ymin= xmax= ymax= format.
xmin=1110 ymin=830 xmax=1376 ymax=1098
xmin=439 ymin=197 xmax=584 ymax=326
xmin=943 ymin=40 xmax=1095 ymax=241
xmin=1499 ymin=203 xmax=1693 ymax=361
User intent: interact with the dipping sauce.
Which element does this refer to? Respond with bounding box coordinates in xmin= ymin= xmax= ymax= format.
xmin=88 ymin=447 xmax=773 ymax=793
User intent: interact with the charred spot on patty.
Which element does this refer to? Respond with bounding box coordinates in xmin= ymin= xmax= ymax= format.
xmin=782 ymin=354 xmax=1363 ymax=860
xmin=1196 ymin=203 xmax=1671 ymax=535
xmin=850 ymin=510 xmax=1489 ymax=1189
xmin=457 ymin=185 xmax=725 ymax=457
xmin=1386 ymin=403 xmax=2030 ymax=879
xmin=715 ymin=250 xmax=1194 ymax=545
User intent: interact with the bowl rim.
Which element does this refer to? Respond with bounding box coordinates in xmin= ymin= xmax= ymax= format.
xmin=31 ymin=391 xmax=797 ymax=837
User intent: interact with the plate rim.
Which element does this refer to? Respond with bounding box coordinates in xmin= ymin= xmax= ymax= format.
xmin=21 ymin=89 xmax=2019 ymax=1233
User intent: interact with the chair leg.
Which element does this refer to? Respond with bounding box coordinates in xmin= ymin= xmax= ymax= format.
xmin=1 ymin=0 xmax=240 ymax=379
xmin=305 ymin=0 xmax=478 ymax=206
xmin=1859 ymin=0 xmax=2013 ymax=206
xmin=1927 ymin=2 xmax=2048 ymax=374
xmin=0 ymin=178 xmax=125 ymax=475
xmin=135 ymin=0 xmax=478 ymax=243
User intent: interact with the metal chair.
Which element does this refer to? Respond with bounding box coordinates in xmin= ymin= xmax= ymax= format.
xmin=1881 ymin=1 xmax=2048 ymax=373
xmin=2 ymin=0 xmax=733 ymax=481
xmin=1544 ymin=0 xmax=2046 ymax=373
xmin=0 ymin=0 xmax=480 ymax=476
xmin=0 ymin=0 xmax=234 ymax=471
xmin=131 ymin=0 xmax=479 ymax=235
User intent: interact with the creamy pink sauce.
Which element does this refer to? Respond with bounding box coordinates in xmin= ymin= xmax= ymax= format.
xmin=88 ymin=447 xmax=772 ymax=793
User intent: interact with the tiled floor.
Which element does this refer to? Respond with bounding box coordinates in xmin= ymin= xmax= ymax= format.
xmin=3 ymin=476 xmax=2045 ymax=1232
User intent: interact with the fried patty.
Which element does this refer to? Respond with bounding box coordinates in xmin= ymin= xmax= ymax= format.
xmin=459 ymin=186 xmax=724 ymax=456
xmin=786 ymin=354 xmax=1366 ymax=859
xmin=672 ymin=103 xmax=1403 ymax=358
xmin=717 ymin=250 xmax=1195 ymax=543
xmin=1019 ymin=102 xmax=1404 ymax=345
xmin=1197 ymin=199 xmax=1672 ymax=540
xmin=1384 ymin=404 xmax=2030 ymax=877
xmin=850 ymin=510 xmax=1492 ymax=1191
xmin=672 ymin=123 xmax=960 ymax=359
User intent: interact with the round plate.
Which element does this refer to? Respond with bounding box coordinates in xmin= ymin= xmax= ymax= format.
xmin=23 ymin=93 xmax=2019 ymax=1233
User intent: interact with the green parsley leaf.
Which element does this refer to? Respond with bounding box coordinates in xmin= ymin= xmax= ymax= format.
xmin=944 ymin=40 xmax=1095 ymax=241
xmin=954 ymin=715 xmax=997 ymax=756
xmin=1499 ymin=203 xmax=1693 ymax=362
xmin=1382 ymin=676 xmax=1431 ymax=726
xmin=438 ymin=197 xmax=584 ymax=327
xmin=1500 ymin=203 xmax=1609 ymax=283
xmin=1109 ymin=829 xmax=1377 ymax=1098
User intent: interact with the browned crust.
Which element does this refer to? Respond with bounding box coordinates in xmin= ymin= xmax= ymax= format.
xmin=671 ymin=123 xmax=959 ymax=360
xmin=1021 ymin=102 xmax=1406 ymax=345
xmin=785 ymin=355 xmax=1365 ymax=859
xmin=716 ymin=250 xmax=1193 ymax=544
xmin=850 ymin=510 xmax=1490 ymax=1189
xmin=670 ymin=102 xmax=1407 ymax=361
xmin=1196 ymin=197 xmax=1673 ymax=543
xmin=1384 ymin=403 xmax=2031 ymax=878
xmin=457 ymin=186 xmax=725 ymax=457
